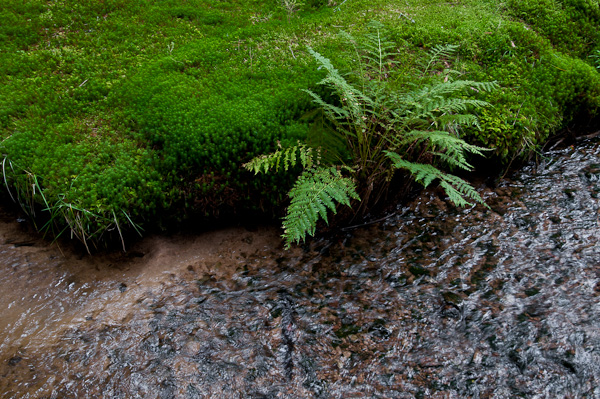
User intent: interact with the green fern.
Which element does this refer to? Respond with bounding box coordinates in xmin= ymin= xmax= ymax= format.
xmin=396 ymin=81 xmax=497 ymax=128
xmin=244 ymin=21 xmax=496 ymax=249
xmin=357 ymin=21 xmax=399 ymax=80
xmin=303 ymin=47 xmax=375 ymax=131
xmin=591 ymin=50 xmax=600 ymax=70
xmin=384 ymin=151 xmax=486 ymax=207
xmin=244 ymin=143 xmax=359 ymax=248
xmin=305 ymin=43 xmax=495 ymax=206
xmin=393 ymin=130 xmax=487 ymax=170
xmin=243 ymin=142 xmax=319 ymax=174
xmin=282 ymin=166 xmax=359 ymax=248
xmin=423 ymin=44 xmax=459 ymax=75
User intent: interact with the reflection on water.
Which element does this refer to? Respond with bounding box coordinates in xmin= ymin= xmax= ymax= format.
xmin=2 ymin=141 xmax=600 ymax=398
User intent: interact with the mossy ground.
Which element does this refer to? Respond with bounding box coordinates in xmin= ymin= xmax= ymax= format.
xmin=1 ymin=0 xmax=599 ymax=248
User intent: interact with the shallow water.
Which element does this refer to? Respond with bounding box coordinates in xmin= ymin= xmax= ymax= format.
xmin=1 ymin=141 xmax=600 ymax=398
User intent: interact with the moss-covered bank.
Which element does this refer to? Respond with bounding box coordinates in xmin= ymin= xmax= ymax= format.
xmin=1 ymin=0 xmax=599 ymax=248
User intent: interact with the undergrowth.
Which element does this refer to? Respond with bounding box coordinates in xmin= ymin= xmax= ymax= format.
xmin=246 ymin=22 xmax=496 ymax=247
xmin=1 ymin=0 xmax=599 ymax=250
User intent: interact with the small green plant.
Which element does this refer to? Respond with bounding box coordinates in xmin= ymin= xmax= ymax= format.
xmin=243 ymin=142 xmax=319 ymax=174
xmin=1 ymin=156 xmax=143 ymax=253
xmin=280 ymin=0 xmax=304 ymax=22
xmin=592 ymin=50 xmax=600 ymax=70
xmin=245 ymin=22 xmax=497 ymax=248
xmin=244 ymin=143 xmax=359 ymax=248
xmin=282 ymin=166 xmax=358 ymax=244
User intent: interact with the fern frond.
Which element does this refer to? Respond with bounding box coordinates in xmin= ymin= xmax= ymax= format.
xmin=394 ymin=130 xmax=487 ymax=170
xmin=468 ymin=80 xmax=500 ymax=93
xmin=395 ymin=82 xmax=495 ymax=132
xmin=436 ymin=113 xmax=480 ymax=130
xmin=282 ymin=167 xmax=359 ymax=248
xmin=303 ymin=47 xmax=376 ymax=127
xmin=427 ymin=98 xmax=490 ymax=116
xmin=437 ymin=173 xmax=485 ymax=208
xmin=384 ymin=151 xmax=486 ymax=207
xmin=361 ymin=20 xmax=399 ymax=80
xmin=404 ymin=80 xmax=497 ymax=106
xmin=404 ymin=129 xmax=489 ymax=156
xmin=423 ymin=44 xmax=459 ymax=74
xmin=303 ymin=89 xmax=351 ymax=122
xmin=243 ymin=142 xmax=319 ymax=174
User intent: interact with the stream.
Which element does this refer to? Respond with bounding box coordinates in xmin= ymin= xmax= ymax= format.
xmin=1 ymin=140 xmax=600 ymax=398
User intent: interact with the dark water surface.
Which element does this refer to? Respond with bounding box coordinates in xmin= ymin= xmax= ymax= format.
xmin=2 ymin=141 xmax=600 ymax=398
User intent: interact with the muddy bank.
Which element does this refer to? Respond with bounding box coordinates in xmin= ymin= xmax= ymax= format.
xmin=0 ymin=212 xmax=283 ymax=373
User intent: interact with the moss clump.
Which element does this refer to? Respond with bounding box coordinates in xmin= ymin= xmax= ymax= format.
xmin=1 ymin=0 xmax=599 ymax=248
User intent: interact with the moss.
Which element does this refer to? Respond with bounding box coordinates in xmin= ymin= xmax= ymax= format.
xmin=1 ymin=0 xmax=599 ymax=247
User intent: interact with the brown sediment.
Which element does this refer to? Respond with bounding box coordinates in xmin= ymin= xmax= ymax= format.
xmin=0 ymin=205 xmax=283 ymax=357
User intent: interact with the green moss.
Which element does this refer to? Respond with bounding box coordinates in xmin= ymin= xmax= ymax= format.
xmin=505 ymin=0 xmax=600 ymax=57
xmin=1 ymin=0 xmax=599 ymax=248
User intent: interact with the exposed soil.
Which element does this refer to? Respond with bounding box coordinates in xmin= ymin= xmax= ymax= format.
xmin=0 ymin=205 xmax=286 ymax=356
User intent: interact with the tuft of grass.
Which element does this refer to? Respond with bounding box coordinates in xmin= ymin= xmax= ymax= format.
xmin=280 ymin=0 xmax=304 ymax=22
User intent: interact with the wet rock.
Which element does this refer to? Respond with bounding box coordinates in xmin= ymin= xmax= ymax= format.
xmin=367 ymin=319 xmax=391 ymax=339
xmin=7 ymin=356 xmax=21 ymax=366
xmin=276 ymin=290 xmax=296 ymax=379
xmin=408 ymin=265 xmax=430 ymax=278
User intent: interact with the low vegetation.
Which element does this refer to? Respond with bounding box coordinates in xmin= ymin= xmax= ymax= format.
xmin=246 ymin=23 xmax=497 ymax=246
xmin=1 ymin=0 xmax=599 ymax=250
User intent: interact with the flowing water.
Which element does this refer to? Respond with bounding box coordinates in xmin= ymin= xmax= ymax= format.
xmin=2 ymin=140 xmax=600 ymax=398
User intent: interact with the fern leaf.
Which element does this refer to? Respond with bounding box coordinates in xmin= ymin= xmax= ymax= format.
xmin=361 ymin=20 xmax=398 ymax=77
xmin=299 ymin=146 xmax=312 ymax=169
xmin=406 ymin=81 xmax=495 ymax=105
xmin=303 ymin=89 xmax=351 ymax=122
xmin=398 ymin=130 xmax=489 ymax=170
xmin=306 ymin=47 xmax=376 ymax=125
xmin=283 ymin=146 xmax=294 ymax=171
xmin=282 ymin=167 xmax=359 ymax=248
xmin=437 ymin=173 xmax=485 ymax=208
xmin=384 ymin=151 xmax=485 ymax=207
xmin=423 ymin=44 xmax=459 ymax=74
xmin=436 ymin=113 xmax=480 ymax=130
xmin=243 ymin=142 xmax=320 ymax=174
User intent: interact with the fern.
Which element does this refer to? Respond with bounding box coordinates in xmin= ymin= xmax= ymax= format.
xmin=392 ymin=130 xmax=489 ymax=171
xmin=359 ymin=21 xmax=399 ymax=80
xmin=244 ymin=143 xmax=360 ymax=247
xmin=243 ymin=21 xmax=496 ymax=249
xmin=384 ymin=151 xmax=486 ymax=207
xmin=591 ymin=50 xmax=600 ymax=70
xmin=282 ymin=167 xmax=359 ymax=248
xmin=302 ymin=25 xmax=494 ymax=228
xmin=423 ymin=44 xmax=459 ymax=75
xmin=303 ymin=47 xmax=375 ymax=130
xmin=243 ymin=142 xmax=319 ymax=174
xmin=398 ymin=80 xmax=497 ymax=122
